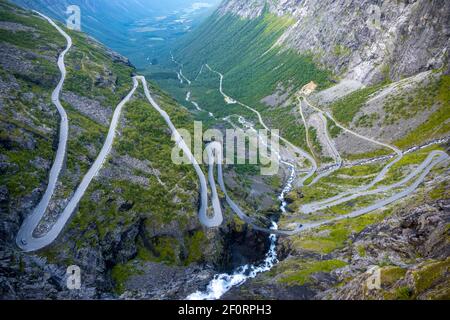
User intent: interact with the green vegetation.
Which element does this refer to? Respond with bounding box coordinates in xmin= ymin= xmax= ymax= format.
xmin=381 ymin=266 xmax=407 ymax=286
xmin=383 ymin=78 xmax=441 ymax=125
xmin=174 ymin=12 xmax=330 ymax=99
xmin=147 ymin=11 xmax=332 ymax=149
xmin=233 ymin=164 xmax=261 ymax=176
xmin=385 ymin=258 xmax=450 ymax=300
xmin=277 ymin=259 xmax=347 ymax=286
xmin=288 ymin=210 xmax=392 ymax=254
xmin=184 ymin=231 xmax=208 ymax=265
xmin=262 ymin=104 xmax=309 ymax=150
xmin=0 ymin=6 xmax=65 ymax=50
xmin=111 ymin=262 xmax=142 ymax=294
xmin=330 ymin=82 xmax=387 ymax=126
xmin=0 ymin=1 xmax=209 ymax=273
xmin=68 ymin=86 xmax=199 ymax=258
xmin=333 ymin=44 xmax=351 ymax=57
xmin=355 ymin=113 xmax=380 ymax=127
xmin=0 ymin=4 xmax=61 ymax=199
xmin=429 ymin=180 xmax=449 ymax=200
xmin=393 ymin=286 xmax=414 ymax=300
xmin=413 ymin=258 xmax=450 ymax=294
xmin=357 ymin=245 xmax=367 ymax=257
xmin=374 ymin=145 xmax=442 ymax=187
xmin=287 ymin=161 xmax=385 ymax=209
xmin=394 ymin=75 xmax=450 ymax=149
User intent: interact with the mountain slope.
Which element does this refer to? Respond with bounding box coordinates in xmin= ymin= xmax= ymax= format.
xmin=0 ymin=0 xmax=249 ymax=299
xmin=148 ymin=10 xmax=333 ymax=150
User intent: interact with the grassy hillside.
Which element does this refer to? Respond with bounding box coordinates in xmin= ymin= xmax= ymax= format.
xmin=174 ymin=13 xmax=330 ymax=99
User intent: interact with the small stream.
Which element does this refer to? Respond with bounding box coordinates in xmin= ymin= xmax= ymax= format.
xmin=187 ymin=164 xmax=296 ymax=300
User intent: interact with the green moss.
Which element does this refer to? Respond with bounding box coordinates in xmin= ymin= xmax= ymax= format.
xmin=393 ymin=286 xmax=414 ymax=300
xmin=330 ymin=82 xmax=388 ymax=126
xmin=111 ymin=262 xmax=142 ymax=294
xmin=151 ymin=236 xmax=179 ymax=265
xmin=185 ymin=231 xmax=207 ymax=265
xmin=278 ymin=259 xmax=347 ymax=286
xmin=429 ymin=182 xmax=448 ymax=200
xmin=413 ymin=258 xmax=450 ymax=294
xmin=381 ymin=266 xmax=407 ymax=286
xmin=357 ymin=245 xmax=367 ymax=257
xmin=333 ymin=44 xmax=351 ymax=57
xmin=136 ymin=243 xmax=153 ymax=261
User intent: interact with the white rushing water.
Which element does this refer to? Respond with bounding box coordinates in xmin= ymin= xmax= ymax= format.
xmin=184 ymin=66 xmax=298 ymax=300
xmin=279 ymin=165 xmax=296 ymax=214
xmin=187 ymin=163 xmax=296 ymax=300
xmin=187 ymin=222 xmax=279 ymax=300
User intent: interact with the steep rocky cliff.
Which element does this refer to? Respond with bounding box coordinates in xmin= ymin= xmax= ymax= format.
xmin=218 ymin=0 xmax=449 ymax=84
xmin=225 ymin=185 xmax=450 ymax=300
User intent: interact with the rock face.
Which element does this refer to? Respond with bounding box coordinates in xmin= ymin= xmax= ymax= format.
xmin=225 ymin=198 xmax=450 ymax=300
xmin=321 ymin=199 xmax=450 ymax=300
xmin=218 ymin=0 xmax=450 ymax=84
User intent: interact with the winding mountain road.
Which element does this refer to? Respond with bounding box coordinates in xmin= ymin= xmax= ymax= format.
xmin=17 ymin=73 xmax=139 ymax=251
xmin=16 ymin=15 xmax=223 ymax=252
xmin=16 ymin=11 xmax=72 ymax=252
xmin=302 ymin=150 xmax=448 ymax=214
xmin=308 ymin=111 xmax=343 ymax=185
xmin=202 ymin=63 xmax=449 ymax=235
xmin=300 ymin=97 xmax=408 ymax=211
xmin=206 ymin=141 xmax=302 ymax=236
xmin=205 ymin=65 xmax=318 ymax=186
xmin=298 ymin=98 xmax=318 ymax=163
xmin=17 ymin=12 xmax=449 ymax=251
xmin=137 ymin=76 xmax=223 ymax=228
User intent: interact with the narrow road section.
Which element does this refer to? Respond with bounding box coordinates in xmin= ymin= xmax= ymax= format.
xmin=16 ymin=11 xmax=72 ymax=251
xmin=137 ymin=76 xmax=223 ymax=228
